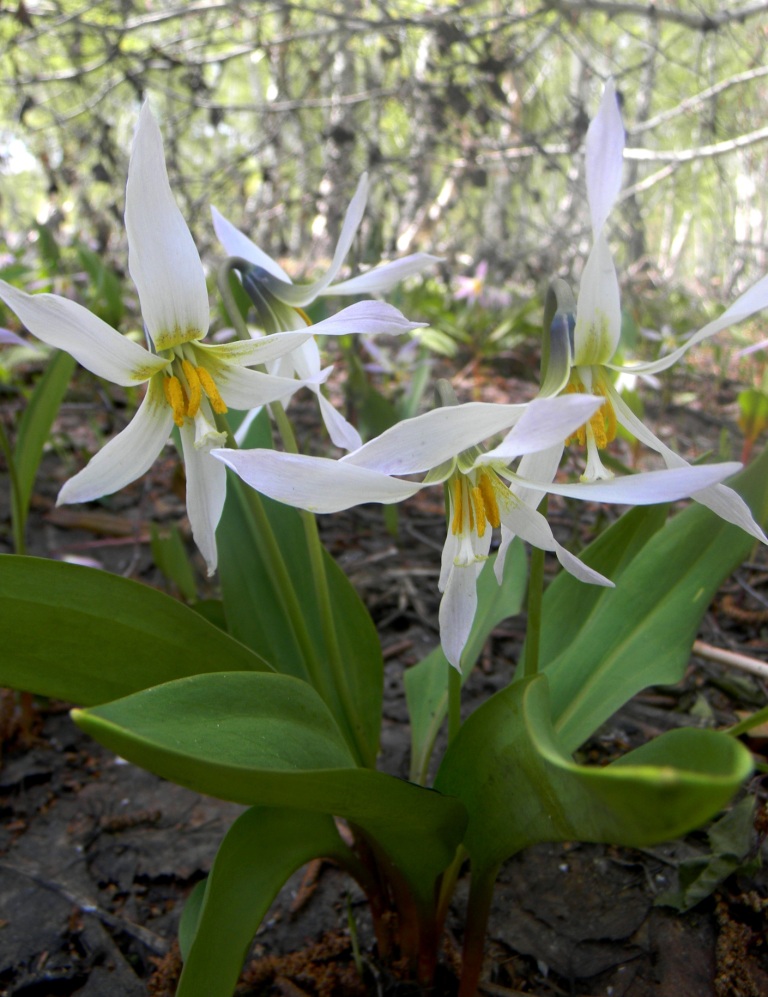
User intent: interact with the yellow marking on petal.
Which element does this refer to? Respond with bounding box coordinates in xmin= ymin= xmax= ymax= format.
xmin=196 ymin=366 xmax=228 ymax=414
xmin=477 ymin=470 xmax=501 ymax=529
xmin=294 ymin=307 xmax=312 ymax=326
xmin=164 ymin=375 xmax=187 ymax=427
xmin=181 ymin=360 xmax=202 ymax=418
xmin=451 ymin=477 xmax=463 ymax=535
xmin=471 ymin=485 xmax=487 ymax=537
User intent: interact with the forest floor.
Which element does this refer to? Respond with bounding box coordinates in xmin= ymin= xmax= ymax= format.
xmin=0 ymin=345 xmax=767 ymax=997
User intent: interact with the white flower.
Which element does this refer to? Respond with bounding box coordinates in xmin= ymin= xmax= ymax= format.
xmin=0 ymin=104 xmax=418 ymax=573
xmin=212 ymin=174 xmax=439 ymax=450
xmin=212 ymin=393 xmax=740 ymax=668
xmin=544 ymin=80 xmax=768 ymax=543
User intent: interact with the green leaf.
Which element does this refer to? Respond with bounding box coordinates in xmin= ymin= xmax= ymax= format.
xmin=405 ymin=541 xmax=527 ymax=784
xmin=541 ymin=448 xmax=768 ymax=752
xmin=435 ymin=675 xmax=752 ymax=871
xmin=14 ymin=349 xmax=76 ymax=525
xmin=73 ymin=672 xmax=467 ymax=907
xmin=217 ymin=410 xmax=383 ymax=767
xmin=656 ymin=796 xmax=758 ymax=912
xmin=178 ymin=880 xmax=207 ymax=962
xmin=177 ymin=807 xmax=354 ymax=997
xmin=150 ymin=522 xmax=198 ymax=602
xmin=0 ymin=556 xmax=270 ymax=704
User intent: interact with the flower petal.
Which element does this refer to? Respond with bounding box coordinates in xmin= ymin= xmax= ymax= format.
xmin=439 ymin=559 xmax=483 ymax=671
xmin=586 ymin=79 xmax=625 ymax=237
xmin=607 ymin=383 xmax=767 ymax=542
xmin=125 ymin=102 xmax=210 ymax=350
xmin=257 ymin=174 xmax=370 ymax=307
xmin=0 ymin=280 xmax=167 ymax=385
xmin=611 ymin=272 xmax=768 ymax=375
xmin=0 ymin=327 xmax=26 ymax=346
xmin=475 ymin=395 xmax=603 ymax=463
xmin=211 ymin=449 xmax=422 ymax=512
xmin=195 ymin=329 xmax=316 ymax=368
xmin=573 ymin=231 xmax=622 ymax=365
xmin=314 ymin=388 xmax=363 ymax=451
xmin=211 ymin=206 xmax=293 ymax=282
xmin=207 ymin=362 xmax=306 ymax=410
xmin=517 ymin=462 xmax=743 ymax=504
xmin=498 ymin=497 xmax=612 ymax=586
xmin=342 ymin=402 xmax=530 ymax=475
xmin=327 ymin=253 xmax=442 ymax=296
xmin=180 ymin=422 xmax=228 ymax=576
xmin=57 ymin=376 xmax=173 ymax=505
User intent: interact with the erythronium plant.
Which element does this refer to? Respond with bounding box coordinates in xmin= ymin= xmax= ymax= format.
xmin=0 ymin=104 xmax=419 ymax=572
xmin=1 ymin=92 xmax=767 ymax=997
xmin=542 ymin=79 xmax=768 ymax=543
xmin=213 ymin=174 xmax=439 ymax=450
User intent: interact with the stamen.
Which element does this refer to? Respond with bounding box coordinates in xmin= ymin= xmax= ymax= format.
xmin=181 ymin=360 xmax=202 ymax=418
xmin=477 ymin=470 xmax=501 ymax=528
xmin=294 ymin=306 xmax=312 ymax=326
xmin=163 ymin=376 xmax=186 ymax=428
xmin=471 ymin=485 xmax=487 ymax=537
xmin=196 ymin=366 xmax=228 ymax=414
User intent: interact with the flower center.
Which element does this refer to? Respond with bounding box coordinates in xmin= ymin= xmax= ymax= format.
xmin=450 ymin=468 xmax=502 ymax=539
xmin=563 ymin=369 xmax=617 ymax=449
xmin=162 ymin=351 xmax=227 ymax=428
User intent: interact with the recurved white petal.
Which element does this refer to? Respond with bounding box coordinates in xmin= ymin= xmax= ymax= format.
xmin=611 ymin=272 xmax=768 ymax=375
xmin=573 ymin=232 xmax=622 ymax=365
xmin=0 ymin=280 xmax=167 ymax=385
xmin=195 ymin=329 xmax=316 ymax=368
xmin=475 ymin=395 xmax=602 ymax=463
xmin=586 ymin=79 xmax=625 ymax=237
xmin=315 ymin=388 xmax=364 ymax=451
xmin=607 ymin=383 xmax=767 ymax=542
xmin=518 ymin=462 xmax=743 ymax=504
xmin=125 ymin=102 xmax=210 ymax=350
xmin=328 ymin=253 xmax=442 ymax=296
xmin=0 ymin=327 xmax=26 ymax=346
xmin=498 ymin=495 xmax=612 ymax=586
xmin=180 ymin=422 xmax=228 ymax=576
xmin=342 ymin=402 xmax=528 ymax=475
xmin=211 ymin=206 xmax=292 ymax=282
xmin=211 ymin=363 xmax=306 ymax=410
xmin=57 ymin=376 xmax=173 ymax=505
xmin=309 ymin=301 xmax=425 ymax=338
xmin=211 ymin=448 xmax=422 ymax=512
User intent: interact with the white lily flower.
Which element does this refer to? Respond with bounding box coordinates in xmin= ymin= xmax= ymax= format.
xmin=212 ymin=174 xmax=439 ymax=450
xmin=0 ymin=104 xmax=418 ymax=574
xmin=544 ymin=79 xmax=768 ymax=543
xmin=212 ymin=392 xmax=741 ymax=669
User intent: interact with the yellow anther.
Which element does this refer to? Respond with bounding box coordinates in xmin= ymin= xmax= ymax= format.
xmin=477 ymin=470 xmax=501 ymax=529
xmin=471 ymin=485 xmax=487 ymax=537
xmin=294 ymin=306 xmax=312 ymax=326
xmin=196 ymin=366 xmax=228 ymax=414
xmin=181 ymin=360 xmax=202 ymax=418
xmin=163 ymin=375 xmax=187 ymax=428
xmin=451 ymin=477 xmax=463 ymax=535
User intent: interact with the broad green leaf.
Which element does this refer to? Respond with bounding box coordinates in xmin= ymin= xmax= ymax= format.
xmin=0 ymin=556 xmax=270 ymax=704
xmin=405 ymin=541 xmax=527 ymax=784
xmin=73 ymin=672 xmax=467 ymax=909
xmin=14 ymin=349 xmax=76 ymax=523
xmin=217 ymin=410 xmax=383 ymax=768
xmin=541 ymin=447 xmax=768 ymax=752
xmin=177 ymin=807 xmax=354 ymax=997
xmin=178 ymin=880 xmax=207 ymax=962
xmin=656 ymin=796 xmax=758 ymax=912
xmin=435 ymin=675 xmax=752 ymax=871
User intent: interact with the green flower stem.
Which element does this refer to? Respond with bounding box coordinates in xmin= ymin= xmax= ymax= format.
xmin=458 ymin=863 xmax=498 ymax=997
xmin=524 ymin=495 xmax=548 ymax=678
xmin=270 ymin=399 xmax=375 ymax=769
xmin=0 ymin=419 xmax=25 ymax=555
xmin=214 ymin=413 xmax=355 ymax=756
